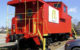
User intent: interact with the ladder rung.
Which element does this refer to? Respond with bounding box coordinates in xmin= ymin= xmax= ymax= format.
xmin=8 ymin=12 xmax=37 ymax=15
xmin=16 ymin=18 xmax=38 ymax=20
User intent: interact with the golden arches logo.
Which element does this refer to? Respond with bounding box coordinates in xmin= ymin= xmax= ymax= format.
xmin=52 ymin=10 xmax=57 ymax=20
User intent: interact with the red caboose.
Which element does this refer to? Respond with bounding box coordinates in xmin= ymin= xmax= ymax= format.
xmin=6 ymin=0 xmax=71 ymax=49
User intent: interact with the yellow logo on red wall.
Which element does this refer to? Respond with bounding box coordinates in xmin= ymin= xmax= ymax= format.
xmin=49 ymin=6 xmax=59 ymax=23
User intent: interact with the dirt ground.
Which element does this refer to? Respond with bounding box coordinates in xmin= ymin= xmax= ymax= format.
xmin=49 ymin=38 xmax=73 ymax=50
xmin=49 ymin=37 xmax=80 ymax=50
xmin=0 ymin=33 xmax=79 ymax=50
xmin=0 ymin=33 xmax=7 ymax=44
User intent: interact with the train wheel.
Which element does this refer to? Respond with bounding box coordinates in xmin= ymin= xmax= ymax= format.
xmin=46 ymin=38 xmax=52 ymax=46
xmin=65 ymin=34 xmax=70 ymax=40
xmin=18 ymin=38 xmax=39 ymax=50
xmin=9 ymin=35 xmax=15 ymax=42
xmin=18 ymin=38 xmax=26 ymax=48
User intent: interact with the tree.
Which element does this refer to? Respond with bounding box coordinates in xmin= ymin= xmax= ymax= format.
xmin=75 ymin=22 xmax=80 ymax=35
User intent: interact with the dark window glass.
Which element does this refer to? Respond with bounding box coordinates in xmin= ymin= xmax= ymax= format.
xmin=60 ymin=18 xmax=65 ymax=22
xmin=27 ymin=9 xmax=33 ymax=16
xmin=54 ymin=4 xmax=61 ymax=8
xmin=17 ymin=14 xmax=23 ymax=21
xmin=64 ymin=6 xmax=66 ymax=12
xmin=17 ymin=14 xmax=22 ymax=19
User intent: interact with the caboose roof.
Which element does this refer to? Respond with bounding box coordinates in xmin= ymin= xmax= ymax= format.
xmin=7 ymin=0 xmax=44 ymax=6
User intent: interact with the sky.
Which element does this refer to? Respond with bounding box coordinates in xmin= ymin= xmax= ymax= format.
xmin=0 ymin=0 xmax=80 ymax=27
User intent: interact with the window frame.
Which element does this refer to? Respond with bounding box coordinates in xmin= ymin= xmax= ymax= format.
xmin=64 ymin=6 xmax=66 ymax=12
xmin=54 ymin=3 xmax=61 ymax=8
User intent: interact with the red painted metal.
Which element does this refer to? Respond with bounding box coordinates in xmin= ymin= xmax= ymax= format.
xmin=6 ymin=0 xmax=72 ymax=45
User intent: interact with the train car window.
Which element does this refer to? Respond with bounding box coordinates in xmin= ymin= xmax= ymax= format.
xmin=60 ymin=18 xmax=65 ymax=22
xmin=17 ymin=14 xmax=22 ymax=20
xmin=27 ymin=9 xmax=33 ymax=16
xmin=64 ymin=6 xmax=66 ymax=12
xmin=54 ymin=4 xmax=61 ymax=8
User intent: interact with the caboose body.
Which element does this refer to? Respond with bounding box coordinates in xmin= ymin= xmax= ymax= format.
xmin=6 ymin=0 xmax=71 ymax=49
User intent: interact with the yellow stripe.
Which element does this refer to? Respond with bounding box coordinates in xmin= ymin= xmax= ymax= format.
xmin=43 ymin=34 xmax=48 ymax=36
xmin=38 ymin=29 xmax=43 ymax=42
xmin=72 ymin=27 xmax=77 ymax=37
xmin=33 ymin=20 xmax=36 ymax=34
xmin=43 ymin=38 xmax=46 ymax=50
